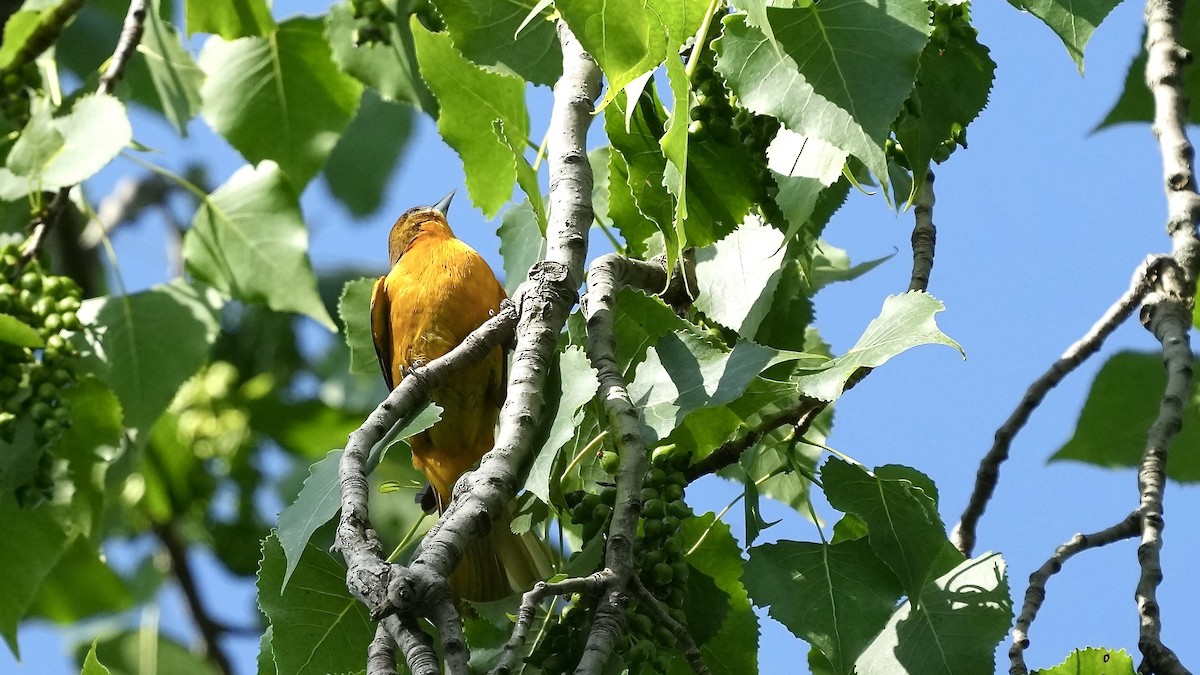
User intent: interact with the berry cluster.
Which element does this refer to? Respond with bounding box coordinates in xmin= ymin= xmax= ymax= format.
xmin=626 ymin=445 xmax=694 ymax=673
xmin=0 ymin=62 xmax=40 ymax=127
xmin=349 ymin=0 xmax=395 ymax=46
xmin=0 ymin=242 xmax=83 ymax=503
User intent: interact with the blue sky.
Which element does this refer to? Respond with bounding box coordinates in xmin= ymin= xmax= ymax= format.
xmin=5 ymin=0 xmax=1200 ymax=673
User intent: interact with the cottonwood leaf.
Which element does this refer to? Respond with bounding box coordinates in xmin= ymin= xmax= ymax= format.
xmin=81 ymin=642 xmax=112 ymax=675
xmin=1052 ymin=351 xmax=1200 ymax=482
xmin=1032 ymin=648 xmax=1136 ymax=675
xmin=199 ymin=17 xmax=363 ymax=187
xmin=0 ymin=313 xmax=42 ymax=347
xmin=497 ymin=200 xmax=546 ymax=294
xmin=75 ymin=280 xmax=223 ymax=437
xmin=894 ymin=26 xmax=994 ymax=189
xmin=0 ymin=11 xmax=41 ymax=71
xmin=660 ymin=52 xmax=690 ymax=263
xmin=438 ymin=0 xmax=562 ymax=85
xmin=629 ymin=331 xmax=778 ymax=441
xmin=796 ymin=291 xmax=961 ymax=402
xmin=184 ymin=161 xmax=335 ymax=331
xmin=325 ymin=1 xmax=435 ymax=111
xmin=323 ymin=90 xmax=413 ymax=218
xmin=768 ymin=130 xmax=847 ymax=243
xmin=525 ymin=347 xmax=599 ymax=503
xmin=557 ymin=0 xmax=666 ymax=110
xmin=7 ymin=94 xmax=131 ymax=191
xmin=185 ymin=0 xmax=275 ymax=39
xmin=605 ymin=89 xmax=676 ymax=265
xmin=0 ymin=495 xmax=72 ymax=656
xmin=258 ymin=534 xmax=375 ymax=675
xmin=27 ymin=538 xmax=133 ymax=624
xmin=715 ymin=0 xmax=930 ymax=180
xmin=822 ymin=458 xmax=953 ymax=599
xmin=855 ymin=552 xmax=1012 ymax=675
xmin=745 ymin=537 xmax=904 ymax=674
xmin=695 ymin=219 xmax=787 ymax=337
xmin=411 ymin=20 xmax=534 ymax=218
xmin=83 ymin=630 xmax=217 ymax=675
xmin=1009 ymin=0 xmax=1121 ymax=72
xmin=338 ymin=277 xmax=380 ymax=375
xmin=682 ymin=514 xmax=758 ymax=675
xmin=140 ymin=0 xmax=204 ymax=135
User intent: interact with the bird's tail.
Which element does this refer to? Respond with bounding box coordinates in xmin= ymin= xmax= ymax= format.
xmin=451 ymin=505 xmax=556 ymax=602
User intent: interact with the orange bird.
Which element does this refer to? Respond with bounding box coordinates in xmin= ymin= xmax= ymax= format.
xmin=369 ymin=192 xmax=547 ymax=601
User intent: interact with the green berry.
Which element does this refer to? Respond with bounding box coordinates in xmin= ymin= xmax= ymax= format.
xmin=19 ymin=271 xmax=40 ymax=292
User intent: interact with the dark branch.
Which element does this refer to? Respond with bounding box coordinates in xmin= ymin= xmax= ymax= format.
xmin=153 ymin=523 xmax=233 ymax=675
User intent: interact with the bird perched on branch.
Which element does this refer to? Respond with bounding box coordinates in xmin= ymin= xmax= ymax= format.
xmin=369 ymin=192 xmax=549 ymax=601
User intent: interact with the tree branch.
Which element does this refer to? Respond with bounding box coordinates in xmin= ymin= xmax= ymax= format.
xmin=951 ymin=255 xmax=1168 ymax=557
xmin=19 ymin=0 xmax=149 ymax=268
xmin=1007 ymin=511 xmax=1140 ymax=675
xmin=909 ymin=171 xmax=936 ymax=293
xmin=337 ymin=19 xmax=601 ymax=674
xmin=153 ymin=523 xmax=233 ymax=675
xmin=1132 ymin=0 xmax=1200 ymax=670
xmin=491 ymin=572 xmax=612 ymax=675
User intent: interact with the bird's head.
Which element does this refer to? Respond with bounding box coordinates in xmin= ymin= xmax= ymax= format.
xmin=387 ymin=191 xmax=456 ymax=265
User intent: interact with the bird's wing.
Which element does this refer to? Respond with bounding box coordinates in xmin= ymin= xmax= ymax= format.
xmin=370 ymin=275 xmax=395 ymax=391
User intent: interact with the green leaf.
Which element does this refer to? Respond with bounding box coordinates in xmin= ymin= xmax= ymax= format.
xmin=1098 ymin=0 xmax=1200 ymax=129
xmin=716 ymin=1 xmax=930 ymax=179
xmin=796 ymin=291 xmax=962 ymax=402
xmin=411 ymin=20 xmax=535 ymax=219
xmin=325 ymin=2 xmax=436 ymax=111
xmin=438 ymin=0 xmax=562 ymax=85
xmin=768 ymin=130 xmax=848 ymax=242
xmin=745 ymin=537 xmax=904 ymax=674
xmin=1032 ymin=648 xmax=1137 ymax=675
xmin=81 ymin=641 xmax=112 ymax=675
xmin=605 ymin=89 xmax=676 ymax=260
xmin=682 ymin=513 xmax=759 ymax=675
xmin=48 ymin=376 xmax=123 ymax=538
xmin=695 ymin=219 xmax=787 ymax=336
xmin=525 ymin=346 xmax=599 ymax=503
xmin=0 ymin=495 xmax=72 ymax=656
xmin=606 ymin=144 xmax=661 ymax=258
xmin=1009 ymin=0 xmax=1120 ymax=72
xmin=139 ymin=0 xmax=204 ymax=135
xmin=339 ymin=277 xmax=381 ymax=375
xmin=83 ymin=630 xmax=218 ymax=675
xmin=557 ymin=0 xmax=666 ymax=110
xmin=1052 ymin=351 xmax=1200 ymax=482
xmin=854 ymin=552 xmax=1012 ymax=675
xmin=75 ymin=280 xmax=223 ymax=437
xmin=257 ymin=534 xmax=376 ymax=675
xmin=497 ymin=200 xmax=547 ymax=294
xmin=258 ymin=625 xmax=276 ymax=675
xmin=810 ymin=240 xmax=893 ymax=291
xmin=185 ymin=0 xmax=275 ymax=39
xmin=629 ymin=331 xmax=779 ymax=442
xmin=7 ymin=94 xmax=132 ymax=190
xmin=894 ymin=25 xmax=994 ymax=188
xmin=28 ymin=538 xmax=133 ymax=624
xmin=822 ymin=458 xmax=952 ymax=599
xmin=660 ymin=52 xmax=690 ymax=263
xmin=0 ymin=312 xmax=42 ymax=347
xmin=199 ymin=17 xmax=363 ymax=187
xmin=184 ymin=161 xmax=336 ymax=331
xmin=324 ymin=90 xmax=413 ymax=218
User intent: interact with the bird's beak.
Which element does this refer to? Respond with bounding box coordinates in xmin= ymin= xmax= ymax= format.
xmin=433 ymin=191 xmax=455 ymax=216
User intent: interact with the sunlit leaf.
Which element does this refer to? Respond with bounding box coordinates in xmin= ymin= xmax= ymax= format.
xmin=185 ymin=0 xmax=275 ymax=39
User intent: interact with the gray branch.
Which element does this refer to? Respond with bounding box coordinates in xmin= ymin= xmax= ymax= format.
xmin=909 ymin=171 xmax=936 ymax=293
xmin=951 ymin=255 xmax=1167 ymax=557
xmin=1135 ymin=0 xmax=1200 ymax=670
xmin=1007 ymin=512 xmax=1140 ymax=675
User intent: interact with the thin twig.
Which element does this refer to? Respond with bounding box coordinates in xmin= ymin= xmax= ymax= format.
xmin=18 ymin=0 xmax=149 ymax=267
xmin=153 ymin=523 xmax=233 ymax=675
xmin=950 ymin=255 xmax=1167 ymax=557
xmin=628 ymin=575 xmax=711 ymax=675
xmin=491 ymin=572 xmax=612 ymax=675
xmin=0 ymin=0 xmax=86 ymax=81
xmin=1008 ymin=512 xmax=1140 ymax=675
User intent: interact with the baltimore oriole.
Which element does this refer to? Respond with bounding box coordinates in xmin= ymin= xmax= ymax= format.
xmin=369 ymin=192 xmax=548 ymax=600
